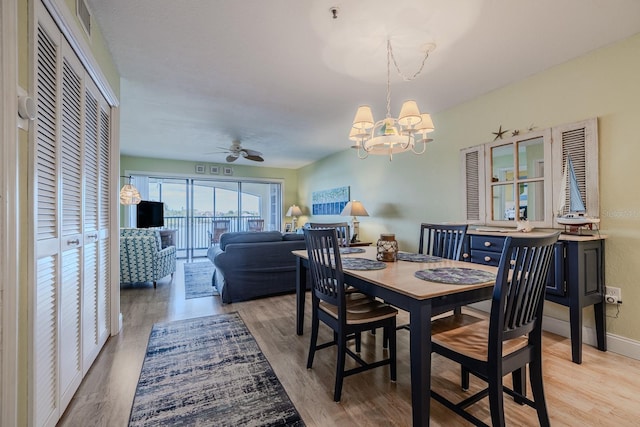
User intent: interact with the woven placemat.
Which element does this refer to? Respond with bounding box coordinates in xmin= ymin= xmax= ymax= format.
xmin=340 ymin=247 xmax=366 ymax=254
xmin=342 ymin=257 xmax=387 ymax=271
xmin=397 ymin=252 xmax=442 ymax=263
xmin=415 ymin=267 xmax=495 ymax=285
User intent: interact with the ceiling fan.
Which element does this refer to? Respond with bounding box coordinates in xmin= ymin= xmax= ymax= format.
xmin=214 ymin=140 xmax=264 ymax=163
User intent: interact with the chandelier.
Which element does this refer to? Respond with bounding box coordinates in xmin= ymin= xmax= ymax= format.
xmin=119 ymin=175 xmax=141 ymax=205
xmin=350 ymin=40 xmax=435 ymax=160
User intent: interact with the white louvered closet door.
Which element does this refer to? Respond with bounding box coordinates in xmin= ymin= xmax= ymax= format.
xmin=82 ymin=79 xmax=100 ymax=370
xmin=32 ymin=3 xmax=113 ymax=425
xmin=59 ymin=43 xmax=84 ymax=412
xmin=82 ymin=79 xmax=111 ymax=370
xmin=33 ymin=11 xmax=62 ymax=427
xmin=97 ymin=101 xmax=111 ymax=344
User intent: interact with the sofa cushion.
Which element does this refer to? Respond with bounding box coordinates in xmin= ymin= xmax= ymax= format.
xmin=282 ymin=233 xmax=305 ymax=241
xmin=219 ymin=230 xmax=283 ymax=250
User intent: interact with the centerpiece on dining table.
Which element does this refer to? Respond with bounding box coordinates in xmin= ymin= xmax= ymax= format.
xmin=376 ymin=233 xmax=398 ymax=262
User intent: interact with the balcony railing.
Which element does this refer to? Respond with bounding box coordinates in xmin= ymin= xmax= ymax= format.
xmin=164 ymin=215 xmax=266 ymax=256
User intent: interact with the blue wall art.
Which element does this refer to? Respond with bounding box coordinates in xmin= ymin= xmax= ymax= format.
xmin=312 ymin=186 xmax=350 ymax=215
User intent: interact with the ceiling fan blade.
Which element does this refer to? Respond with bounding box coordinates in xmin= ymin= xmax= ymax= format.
xmin=245 ymin=155 xmax=264 ymax=162
xmin=226 ymin=154 xmax=239 ymax=162
xmin=243 ymin=148 xmax=263 ymax=157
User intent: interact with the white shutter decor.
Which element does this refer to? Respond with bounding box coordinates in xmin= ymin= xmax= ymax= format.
xmin=460 ymin=145 xmax=485 ymax=223
xmin=552 ymin=118 xmax=599 ymax=220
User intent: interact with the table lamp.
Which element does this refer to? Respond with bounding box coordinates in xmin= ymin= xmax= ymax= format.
xmin=340 ymin=200 xmax=369 ymax=242
xmin=286 ymin=204 xmax=303 ymax=230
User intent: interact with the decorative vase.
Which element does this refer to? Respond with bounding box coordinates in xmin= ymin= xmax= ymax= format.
xmin=376 ymin=233 xmax=398 ymax=262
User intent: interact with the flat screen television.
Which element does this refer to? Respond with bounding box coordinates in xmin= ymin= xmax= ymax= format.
xmin=136 ymin=200 xmax=164 ymax=228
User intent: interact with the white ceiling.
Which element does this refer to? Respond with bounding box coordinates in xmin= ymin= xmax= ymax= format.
xmin=87 ymin=0 xmax=640 ymax=169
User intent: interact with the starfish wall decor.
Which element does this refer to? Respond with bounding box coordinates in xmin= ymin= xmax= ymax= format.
xmin=492 ymin=124 xmax=538 ymax=140
xmin=492 ymin=125 xmax=509 ymax=140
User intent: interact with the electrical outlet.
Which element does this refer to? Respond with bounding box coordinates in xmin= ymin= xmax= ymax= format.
xmin=605 ymin=286 xmax=622 ymax=304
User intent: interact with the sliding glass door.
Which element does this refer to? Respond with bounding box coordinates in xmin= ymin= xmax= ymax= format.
xmin=134 ymin=175 xmax=282 ymax=259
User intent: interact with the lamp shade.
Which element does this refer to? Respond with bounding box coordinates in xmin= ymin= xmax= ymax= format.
xmin=415 ymin=113 xmax=435 ymax=133
xmin=398 ymin=100 xmax=421 ymax=126
xmin=352 ymin=106 xmax=374 ymax=130
xmin=119 ymin=184 xmax=141 ymax=205
xmin=286 ymin=205 xmax=303 ymax=217
xmin=340 ymin=200 xmax=369 ymax=217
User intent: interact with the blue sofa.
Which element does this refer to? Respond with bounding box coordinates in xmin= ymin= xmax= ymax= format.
xmin=207 ymin=231 xmax=306 ymax=303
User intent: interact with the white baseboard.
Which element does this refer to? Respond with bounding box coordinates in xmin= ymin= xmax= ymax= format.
xmin=469 ymin=301 xmax=640 ymax=361
xmin=542 ymin=315 xmax=640 ymax=361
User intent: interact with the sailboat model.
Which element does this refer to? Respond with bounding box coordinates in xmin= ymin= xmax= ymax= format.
xmin=556 ymin=155 xmax=600 ymax=227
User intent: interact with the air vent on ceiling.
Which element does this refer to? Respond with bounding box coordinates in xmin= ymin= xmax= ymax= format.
xmin=77 ymin=0 xmax=91 ymax=37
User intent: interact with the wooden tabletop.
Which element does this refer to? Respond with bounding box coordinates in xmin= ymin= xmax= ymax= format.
xmin=292 ymin=247 xmax=497 ymax=301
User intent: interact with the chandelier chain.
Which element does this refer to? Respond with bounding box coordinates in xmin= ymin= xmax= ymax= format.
xmin=388 ymin=40 xmax=431 ymax=82
xmin=386 ymin=40 xmax=392 ymax=118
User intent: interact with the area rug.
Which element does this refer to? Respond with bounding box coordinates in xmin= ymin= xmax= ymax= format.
xmin=129 ymin=313 xmax=305 ymax=427
xmin=184 ymin=262 xmax=218 ymax=299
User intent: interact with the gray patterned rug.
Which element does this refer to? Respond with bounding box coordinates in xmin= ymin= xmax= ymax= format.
xmin=129 ymin=313 xmax=305 ymax=427
xmin=184 ymin=262 xmax=218 ymax=299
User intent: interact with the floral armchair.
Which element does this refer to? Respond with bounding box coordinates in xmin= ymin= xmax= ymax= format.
xmin=120 ymin=228 xmax=176 ymax=288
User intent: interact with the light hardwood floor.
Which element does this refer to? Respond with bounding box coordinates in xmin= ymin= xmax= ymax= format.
xmin=59 ymin=260 xmax=640 ymax=426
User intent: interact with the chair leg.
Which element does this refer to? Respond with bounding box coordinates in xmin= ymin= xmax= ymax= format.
xmin=453 ymin=306 xmax=462 ymax=315
xmin=334 ymin=332 xmax=347 ymax=402
xmin=530 ymin=359 xmax=551 ymax=427
xmin=153 ymin=281 xmax=157 ymax=288
xmin=383 ymin=327 xmax=389 ymax=349
xmin=355 ymin=332 xmax=362 ymax=353
xmin=389 ymin=322 xmax=397 ymax=381
xmin=512 ymin=367 xmax=527 ymax=404
xmin=461 ymin=366 xmax=470 ymax=391
xmin=307 ymin=313 xmax=319 ymax=369
xmin=488 ymin=367 xmax=506 ymax=427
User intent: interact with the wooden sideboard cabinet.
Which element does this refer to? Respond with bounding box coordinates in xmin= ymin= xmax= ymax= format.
xmin=463 ymin=230 xmax=607 ymax=364
xmin=159 ymin=229 xmax=177 ymax=249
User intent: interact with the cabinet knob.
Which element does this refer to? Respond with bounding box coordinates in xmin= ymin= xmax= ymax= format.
xmin=484 ymin=256 xmax=491 ymax=262
xmin=462 ymin=253 xmax=469 ymax=259
xmin=484 ymin=241 xmax=491 ymax=247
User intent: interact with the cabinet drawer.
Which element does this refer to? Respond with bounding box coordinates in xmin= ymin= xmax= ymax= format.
xmin=470 ymin=235 xmax=505 ymax=252
xmin=469 ymin=250 xmax=501 ymax=266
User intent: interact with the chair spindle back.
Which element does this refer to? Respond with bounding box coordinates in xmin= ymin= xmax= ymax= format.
xmin=491 ymin=233 xmax=560 ymax=345
xmin=418 ymin=223 xmax=468 ymax=260
xmin=303 ymin=228 xmax=345 ymax=310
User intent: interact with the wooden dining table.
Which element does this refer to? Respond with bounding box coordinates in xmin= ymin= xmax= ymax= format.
xmin=293 ymin=247 xmax=498 ymax=427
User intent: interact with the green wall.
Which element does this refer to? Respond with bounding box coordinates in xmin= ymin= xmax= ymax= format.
xmin=120 ymin=155 xmax=299 ymax=228
xmin=298 ymin=32 xmax=640 ymax=342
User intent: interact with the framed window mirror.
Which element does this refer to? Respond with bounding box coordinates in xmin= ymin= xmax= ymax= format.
xmin=461 ymin=118 xmax=598 ymax=229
